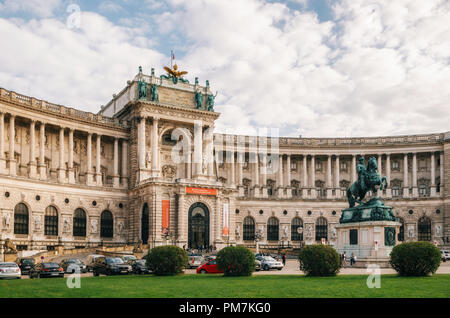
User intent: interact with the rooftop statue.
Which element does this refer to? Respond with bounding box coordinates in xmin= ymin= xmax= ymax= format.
xmin=347 ymin=157 xmax=388 ymax=208
xmin=206 ymin=92 xmax=217 ymax=111
xmin=195 ymin=91 xmax=204 ymax=110
xmin=162 ymin=64 xmax=189 ymax=84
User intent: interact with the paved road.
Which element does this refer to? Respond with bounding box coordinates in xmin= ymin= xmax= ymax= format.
xmin=18 ymin=258 xmax=450 ymax=279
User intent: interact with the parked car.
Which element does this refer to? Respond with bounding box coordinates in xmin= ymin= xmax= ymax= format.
xmin=188 ymin=255 xmax=203 ymax=269
xmin=196 ymin=259 xmax=223 ymax=274
xmin=441 ymin=250 xmax=449 ymax=262
xmin=256 ymin=255 xmax=284 ymax=271
xmin=127 ymin=259 xmax=149 ymax=274
xmin=92 ymin=257 xmax=132 ymax=276
xmin=202 ymin=255 xmax=216 ymax=263
xmin=86 ymin=254 xmax=105 ymax=272
xmin=255 ymin=259 xmax=261 ymax=271
xmin=122 ymin=255 xmax=137 ymax=263
xmin=29 ymin=262 xmax=64 ymax=278
xmin=0 ymin=262 xmax=21 ymax=279
xmin=17 ymin=258 xmax=35 ymax=275
xmin=60 ymin=258 xmax=88 ymax=273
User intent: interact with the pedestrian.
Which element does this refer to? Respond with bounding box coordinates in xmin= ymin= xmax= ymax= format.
xmin=342 ymin=252 xmax=347 ymax=268
xmin=282 ymin=253 xmax=286 ymax=266
xmin=350 ymin=253 xmax=355 ymax=267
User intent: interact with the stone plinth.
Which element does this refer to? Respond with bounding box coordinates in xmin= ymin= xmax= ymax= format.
xmin=335 ymin=220 xmax=401 ymax=268
xmin=4 ymin=253 xmax=18 ymax=262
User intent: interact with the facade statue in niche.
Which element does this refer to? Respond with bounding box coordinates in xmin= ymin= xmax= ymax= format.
xmin=235 ymin=224 xmax=240 ymax=237
xmin=117 ymin=221 xmax=125 ymax=235
xmin=330 ymin=225 xmax=337 ymax=238
xmin=145 ymin=150 xmax=152 ymax=169
xmin=282 ymin=225 xmax=288 ymax=239
xmin=305 ymin=224 xmax=313 ymax=238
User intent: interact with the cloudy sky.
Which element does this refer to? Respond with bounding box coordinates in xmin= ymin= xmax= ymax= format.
xmin=0 ymin=0 xmax=449 ymax=137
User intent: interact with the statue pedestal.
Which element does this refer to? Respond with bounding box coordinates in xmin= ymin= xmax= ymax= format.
xmin=336 ymin=198 xmax=401 ymax=268
xmin=4 ymin=253 xmax=18 ymax=263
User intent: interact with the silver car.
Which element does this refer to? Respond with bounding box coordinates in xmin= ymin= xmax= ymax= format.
xmin=441 ymin=250 xmax=449 ymax=262
xmin=0 ymin=262 xmax=21 ymax=279
xmin=256 ymin=256 xmax=284 ymax=271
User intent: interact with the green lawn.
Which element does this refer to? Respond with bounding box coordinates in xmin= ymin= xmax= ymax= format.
xmin=1 ymin=274 xmax=449 ymax=298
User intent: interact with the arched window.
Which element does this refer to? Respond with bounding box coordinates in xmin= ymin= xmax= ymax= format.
xmin=101 ymin=210 xmax=114 ymax=238
xmin=141 ymin=203 xmax=149 ymax=244
xmin=73 ymin=208 xmax=86 ymax=237
xmin=243 ymin=216 xmax=255 ymax=241
xmin=397 ymin=217 xmax=404 ymax=242
xmin=291 ymin=217 xmax=303 ymax=241
xmin=44 ymin=206 xmax=58 ymax=236
xmin=267 ymin=217 xmax=279 ymax=241
xmin=418 ymin=216 xmax=431 ymax=241
xmin=14 ymin=203 xmax=29 ymax=235
xmin=315 ymin=217 xmax=328 ymax=241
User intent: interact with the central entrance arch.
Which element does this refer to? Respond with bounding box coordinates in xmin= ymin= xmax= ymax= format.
xmin=188 ymin=202 xmax=210 ymax=250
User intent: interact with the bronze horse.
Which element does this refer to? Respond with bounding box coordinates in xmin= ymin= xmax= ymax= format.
xmin=346 ymin=157 xmax=388 ymax=208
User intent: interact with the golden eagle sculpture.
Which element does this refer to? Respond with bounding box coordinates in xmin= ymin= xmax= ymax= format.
xmin=163 ymin=64 xmax=188 ymax=78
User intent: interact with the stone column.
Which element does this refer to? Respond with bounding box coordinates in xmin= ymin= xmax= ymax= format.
xmin=138 ymin=117 xmax=146 ymax=170
xmin=177 ymin=193 xmax=186 ymax=244
xmin=286 ymin=155 xmax=292 ymax=198
xmin=121 ymin=140 xmax=129 ymax=188
xmin=230 ymin=151 xmax=235 ymax=186
xmin=206 ymin=127 xmax=214 ymax=179
xmin=386 ymin=154 xmax=392 ymax=197
xmin=215 ymin=196 xmax=222 ymax=242
xmin=95 ymin=134 xmax=102 ymax=186
xmin=253 ymin=152 xmax=259 ymax=198
xmin=439 ymin=152 xmax=444 ymax=197
xmin=310 ymin=155 xmax=316 ymax=198
xmin=277 ymin=154 xmax=284 ymax=198
xmin=57 ymin=127 xmax=66 ymax=183
xmin=403 ymin=153 xmax=409 ymax=197
xmin=193 ymin=120 xmax=202 ymax=178
xmin=39 ymin=122 xmax=46 ymax=180
xmin=261 ymin=154 xmax=267 ymax=198
xmin=335 ymin=155 xmax=340 ymax=198
xmin=28 ymin=120 xmax=37 ymax=178
xmin=237 ymin=152 xmax=243 ymax=185
xmin=151 ymin=117 xmax=160 ymax=176
xmin=430 ymin=152 xmax=436 ymax=196
xmin=113 ymin=137 xmax=120 ymax=188
xmin=412 ymin=152 xmax=418 ymax=197
xmin=8 ymin=114 xmax=16 ymax=176
xmin=86 ymin=133 xmax=93 ymax=185
xmin=0 ymin=112 xmax=5 ymax=173
xmin=302 ymin=155 xmax=308 ymax=198
xmin=326 ymin=155 xmax=332 ymax=198
xmin=68 ymin=129 xmax=75 ymax=184
xmin=186 ymin=150 xmax=192 ymax=179
xmin=351 ymin=155 xmax=356 ymax=183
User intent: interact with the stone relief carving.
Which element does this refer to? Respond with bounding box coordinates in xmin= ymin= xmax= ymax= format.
xmin=162 ymin=165 xmax=176 ymax=178
xmin=305 ymin=224 xmax=313 ymax=238
xmin=145 ymin=150 xmax=152 ymax=169
xmin=117 ymin=221 xmax=125 ymax=235
xmin=435 ymin=224 xmax=442 ymax=237
xmin=63 ymin=218 xmax=71 ymax=233
xmin=2 ymin=213 xmax=11 ymax=229
xmin=407 ymin=225 xmax=415 ymax=238
xmin=34 ymin=215 xmax=42 ymax=231
xmin=90 ymin=219 xmax=98 ymax=234
xmin=330 ymin=225 xmax=337 ymax=238
xmin=235 ymin=224 xmax=240 ymax=236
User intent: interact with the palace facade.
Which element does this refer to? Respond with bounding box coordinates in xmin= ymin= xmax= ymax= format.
xmin=0 ymin=67 xmax=449 ymax=258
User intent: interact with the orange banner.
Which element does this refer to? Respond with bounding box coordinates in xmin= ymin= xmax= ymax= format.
xmin=162 ymin=200 xmax=170 ymax=232
xmin=185 ymin=187 xmax=217 ymax=196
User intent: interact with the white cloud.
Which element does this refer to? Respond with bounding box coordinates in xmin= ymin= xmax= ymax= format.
xmin=0 ymin=0 xmax=61 ymax=18
xmin=0 ymin=0 xmax=449 ymax=138
xmin=0 ymin=12 xmax=165 ymax=111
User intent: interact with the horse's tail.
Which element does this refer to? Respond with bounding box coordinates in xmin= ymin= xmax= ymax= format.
xmin=347 ymin=186 xmax=355 ymax=208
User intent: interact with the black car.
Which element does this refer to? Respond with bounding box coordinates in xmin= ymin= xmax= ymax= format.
xmin=127 ymin=259 xmax=149 ymax=274
xmin=18 ymin=258 xmax=35 ymax=275
xmin=60 ymin=258 xmax=88 ymax=273
xmin=92 ymin=257 xmax=132 ymax=276
xmin=29 ymin=262 xmax=64 ymax=278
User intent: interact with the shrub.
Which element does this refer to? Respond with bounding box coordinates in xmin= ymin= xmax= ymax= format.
xmin=146 ymin=245 xmax=188 ymax=276
xmin=298 ymin=244 xmax=340 ymax=276
xmin=216 ymin=246 xmax=255 ymax=276
xmin=389 ymin=242 xmax=441 ymax=276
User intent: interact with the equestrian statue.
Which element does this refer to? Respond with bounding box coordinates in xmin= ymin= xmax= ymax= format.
xmin=346 ymin=156 xmax=388 ymax=208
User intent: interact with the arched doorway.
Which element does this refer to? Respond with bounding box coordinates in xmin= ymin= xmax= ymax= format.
xmin=141 ymin=203 xmax=149 ymax=244
xmin=188 ymin=202 xmax=210 ymax=250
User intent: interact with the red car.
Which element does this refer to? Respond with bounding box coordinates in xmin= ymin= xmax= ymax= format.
xmin=196 ymin=259 xmax=223 ymax=274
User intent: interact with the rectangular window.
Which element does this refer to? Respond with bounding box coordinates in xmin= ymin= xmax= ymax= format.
xmin=350 ymin=229 xmax=358 ymax=245
xmin=392 ymin=161 xmax=399 ymax=170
